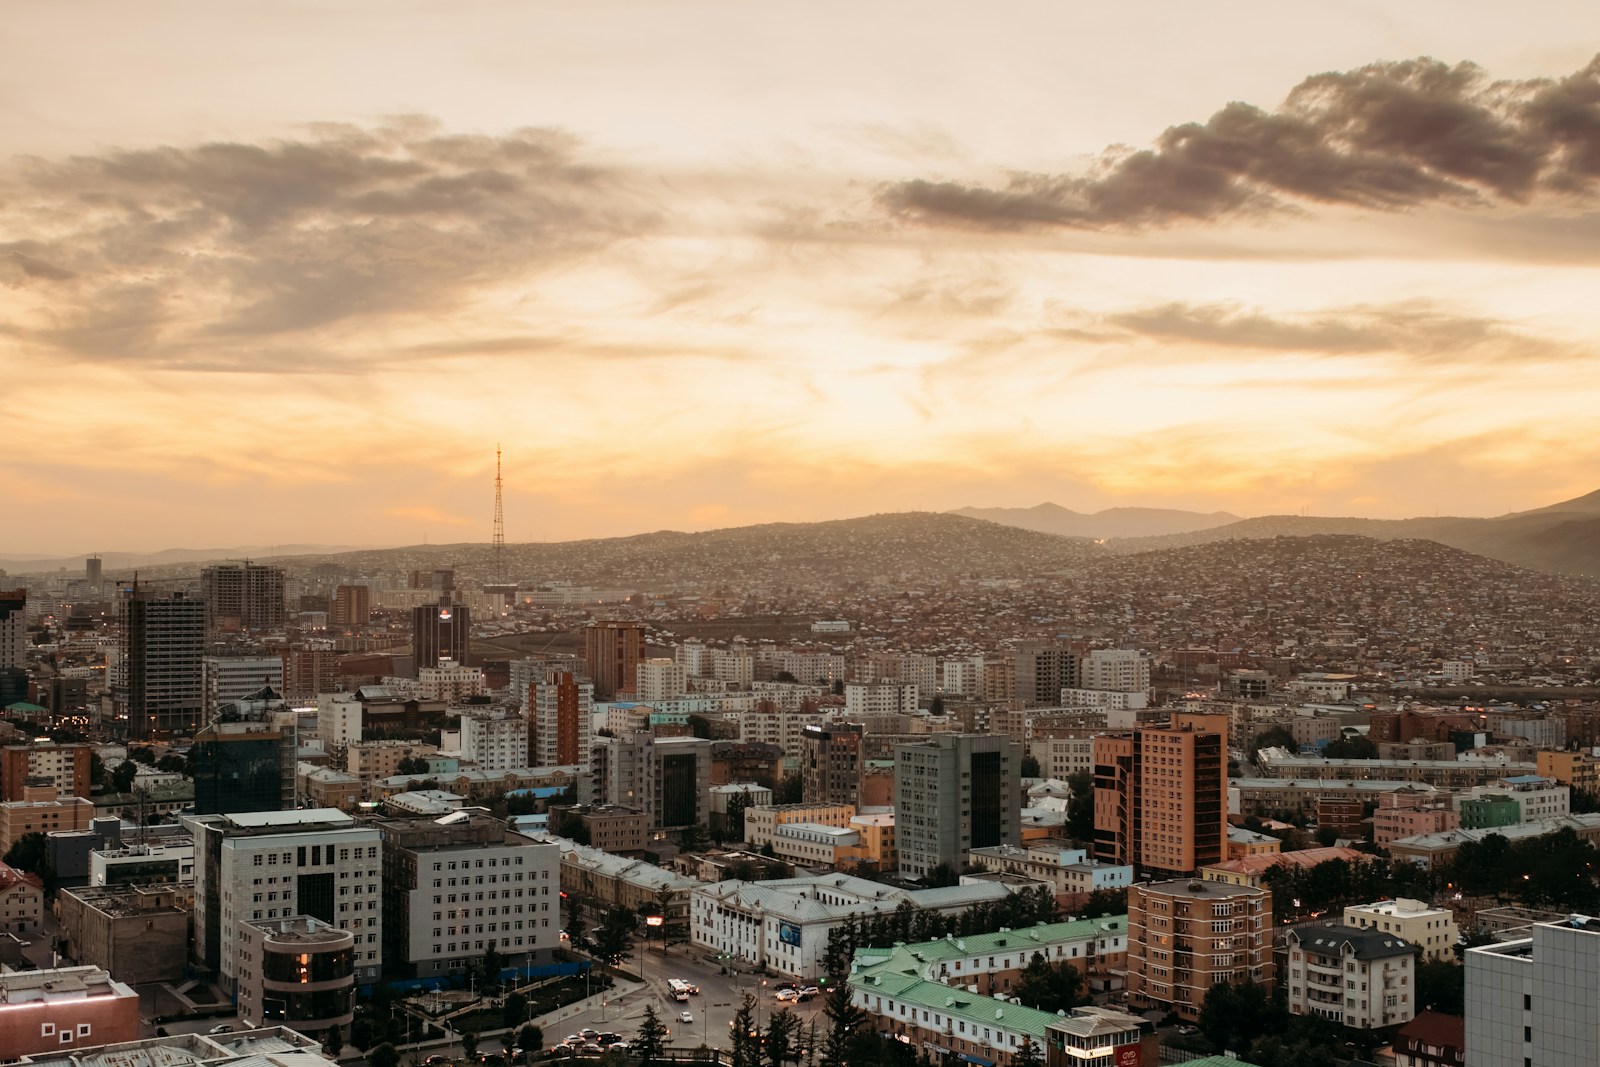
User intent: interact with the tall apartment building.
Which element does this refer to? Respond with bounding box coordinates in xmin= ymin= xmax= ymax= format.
xmin=282 ymin=647 xmax=340 ymax=702
xmin=636 ymin=658 xmax=687 ymax=702
xmin=190 ymin=692 xmax=297 ymax=815
xmin=1287 ymin=924 xmax=1418 ymax=1029
xmin=376 ymin=810 xmax=561 ymax=979
xmin=120 ymin=588 xmax=205 ymax=739
xmin=1012 ymin=643 xmax=1081 ymax=707
xmin=183 ymin=808 xmax=384 ymax=992
xmin=592 ymin=731 xmax=711 ymax=831
xmin=801 ymin=722 xmax=863 ymax=807
xmin=529 ymin=671 xmax=591 ymax=768
xmin=939 ymin=656 xmax=985 ymax=697
xmin=412 ymin=597 xmax=471 ymax=672
xmin=584 ymin=621 xmax=644 ymax=700
xmin=331 ymin=585 xmax=371 ymax=627
xmin=204 ymin=655 xmax=286 ymax=716
xmin=460 ymin=710 xmax=528 ymax=771
xmin=1466 ymin=915 xmax=1600 ymax=1067
xmin=200 ymin=562 xmax=286 ymax=632
xmin=895 ymin=734 xmax=1019 ymax=881
xmin=1079 ymin=649 xmax=1151 ymax=693
xmin=845 ymin=682 xmax=918 ymax=717
xmin=1094 ymin=719 xmax=1227 ymax=877
xmin=418 ymin=660 xmax=485 ymax=702
xmin=0 ymin=741 xmax=92 ymax=801
xmin=0 ymin=589 xmax=26 ymax=670
xmin=1126 ymin=878 xmax=1273 ymax=1021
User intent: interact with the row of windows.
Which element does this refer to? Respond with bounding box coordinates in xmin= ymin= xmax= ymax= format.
xmin=252 ymin=845 xmax=377 ymax=866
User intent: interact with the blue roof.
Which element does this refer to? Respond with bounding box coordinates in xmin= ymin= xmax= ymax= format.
xmin=1503 ymin=775 xmax=1550 ymax=784
xmin=506 ymin=786 xmax=568 ymax=798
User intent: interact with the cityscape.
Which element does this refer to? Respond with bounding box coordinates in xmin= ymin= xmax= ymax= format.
xmin=4 ymin=6 xmax=1600 ymax=1067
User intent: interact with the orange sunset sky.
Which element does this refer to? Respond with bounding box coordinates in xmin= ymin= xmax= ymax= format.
xmin=4 ymin=2 xmax=1600 ymax=553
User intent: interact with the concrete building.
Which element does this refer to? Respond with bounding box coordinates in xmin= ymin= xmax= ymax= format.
xmin=412 ymin=597 xmax=471 ymax=672
xmin=459 ymin=709 xmax=529 ymax=771
xmin=636 ymin=658 xmax=687 ymax=702
xmin=201 ymin=563 xmax=286 ymax=633
xmin=1455 ymin=775 xmax=1569 ymax=827
xmin=592 ymin=731 xmax=712 ymax=832
xmin=1126 ymin=878 xmax=1273 ymax=1021
xmin=896 ymin=734 xmax=1020 ymax=881
xmin=315 ymin=693 xmax=364 ymax=754
xmin=708 ymin=784 xmax=772 ymax=838
xmin=119 ymin=588 xmax=205 ymax=740
xmin=204 ymin=656 xmax=286 ymax=716
xmin=56 ymin=882 xmax=194 ymax=984
xmin=691 ymin=871 xmax=1016 ymax=980
xmin=190 ymin=690 xmax=298 ymax=815
xmin=375 ymin=810 xmax=560 ymax=979
xmin=542 ymin=836 xmax=698 ymax=920
xmin=1079 ymin=649 xmax=1151 ymax=694
xmin=1343 ymin=898 xmax=1459 ymax=963
xmin=1388 ymin=813 xmax=1600 ymax=868
xmin=0 ymin=797 xmax=94 ymax=851
xmin=9 ymin=1026 xmax=339 ymax=1067
xmin=1012 ymin=644 xmax=1082 ymax=708
xmin=1029 ymin=736 xmax=1097 ymax=782
xmin=183 ymin=808 xmax=384 ymax=991
xmin=737 ymin=705 xmax=831 ymax=761
xmin=1287 ymin=923 xmax=1419 ymax=1029
xmin=554 ymin=804 xmax=649 ymax=855
xmin=1094 ymin=719 xmax=1227 ymax=877
xmin=0 ymin=966 xmax=140 ymax=1058
xmin=237 ymin=915 xmax=356 ymax=1037
xmin=529 ymin=670 xmax=592 ymax=769
xmin=584 ymin=621 xmax=644 ymax=700
xmin=1536 ymin=749 xmax=1599 ymax=793
xmin=1373 ymin=789 xmax=1461 ymax=848
xmin=91 ymin=841 xmax=196 ymax=886
xmin=1393 ymin=1010 xmax=1465 ymax=1067
xmin=801 ymin=722 xmax=863 ymax=807
xmin=1465 ymin=915 xmax=1600 ymax=1066
xmin=332 ymin=585 xmax=371 ymax=627
xmin=845 ymin=682 xmax=919 ymax=717
xmin=346 ymin=740 xmax=438 ymax=782
xmin=965 ymin=841 xmax=1134 ymax=902
xmin=0 ymin=589 xmax=26 ymax=671
xmin=0 ymin=741 xmax=92 ymax=801
xmin=418 ymin=660 xmax=485 ymax=702
xmin=0 ymin=860 xmax=44 ymax=932
xmin=745 ymin=802 xmax=855 ymax=848
xmin=1257 ymin=754 xmax=1536 ymax=788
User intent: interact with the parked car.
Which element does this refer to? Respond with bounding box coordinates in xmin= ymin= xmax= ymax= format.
xmin=580 ymin=1044 xmax=604 ymax=1056
xmin=1176 ymin=1025 xmax=1199 ymax=1036
xmin=579 ymin=1029 xmax=600 ymax=1041
xmin=563 ymin=1036 xmax=583 ymax=1047
xmin=799 ymin=986 xmax=820 ymax=996
xmin=679 ymin=1010 xmax=694 ymax=1024
xmin=606 ymin=1042 xmax=630 ymax=1053
xmin=597 ymin=1034 xmax=622 ymax=1046
xmin=425 ymin=1057 xmax=450 ymax=1066
xmin=774 ymin=989 xmax=799 ymax=1002
xmin=208 ymin=1025 xmax=234 ymax=1035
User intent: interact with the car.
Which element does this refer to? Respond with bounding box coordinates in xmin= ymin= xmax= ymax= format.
xmin=679 ymin=1010 xmax=694 ymax=1024
xmin=208 ymin=1025 xmax=234 ymax=1035
xmin=606 ymin=1043 xmax=630 ymax=1053
xmin=564 ymin=1036 xmax=583 ymax=1046
xmin=774 ymin=989 xmax=799 ymax=1002
xmin=479 ymin=1056 xmax=508 ymax=1067
xmin=597 ymin=1034 xmax=621 ymax=1046
xmin=546 ymin=1046 xmax=574 ymax=1058
xmin=1176 ymin=1025 xmax=1199 ymax=1036
xmin=796 ymin=992 xmax=814 ymax=1003
xmin=579 ymin=1029 xmax=600 ymax=1041
xmin=580 ymin=1044 xmax=604 ymax=1056
xmin=799 ymin=986 xmax=820 ymax=996
xmin=425 ymin=1057 xmax=450 ymax=1066
xmin=774 ymin=982 xmax=796 ymax=991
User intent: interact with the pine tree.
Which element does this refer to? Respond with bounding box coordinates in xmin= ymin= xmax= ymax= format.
xmin=637 ymin=1006 xmax=667 ymax=1067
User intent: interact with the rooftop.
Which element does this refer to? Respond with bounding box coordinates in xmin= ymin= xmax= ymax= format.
xmin=243 ymin=914 xmax=353 ymax=946
xmin=1290 ymin=922 xmax=1418 ymax=961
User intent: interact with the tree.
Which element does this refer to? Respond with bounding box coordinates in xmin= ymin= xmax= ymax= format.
xmin=461 ymin=1030 xmax=480 ymax=1060
xmin=591 ymin=906 xmax=637 ymax=966
xmin=1250 ymin=725 xmax=1298 ymax=758
xmin=517 ymin=1024 xmax=543 ymax=1056
xmin=157 ymin=752 xmax=188 ymax=774
xmin=726 ymin=788 xmax=754 ymax=842
xmin=1013 ymin=951 xmax=1084 ymax=1014
xmin=767 ymin=1008 xmax=800 ymax=1067
xmin=679 ymin=823 xmax=710 ymax=851
xmin=324 ymin=1026 xmax=344 ymax=1057
xmin=111 ymin=759 xmax=138 ymax=794
xmin=929 ymin=696 xmax=945 ymax=716
xmin=774 ymin=772 xmax=804 ymax=804
xmin=1019 ymin=754 xmax=1041 ymax=778
xmin=396 ymin=755 xmax=430 ymax=776
xmin=923 ymin=862 xmax=959 ymax=888
xmin=732 ymin=993 xmax=761 ymax=1067
xmin=820 ymin=980 xmax=865 ymax=1067
xmin=89 ymin=751 xmax=109 ymax=789
xmin=1198 ymin=981 xmax=1279 ymax=1058
xmin=1323 ymin=734 xmax=1378 ymax=760
xmin=1415 ymin=959 xmax=1466 ymax=1015
xmin=1315 ymin=826 xmax=1340 ymax=847
xmin=1080 ymin=888 xmax=1126 ymax=919
xmin=369 ymin=1044 xmax=399 ymax=1067
xmin=502 ymin=991 xmax=528 ymax=1028
xmin=565 ymin=908 xmax=589 ymax=952
xmin=2 ymin=832 xmax=47 ymax=873
xmin=1065 ymin=770 xmax=1095 ymax=842
xmin=129 ymin=746 xmax=157 ymax=765
xmin=636 ymin=1006 xmax=667 ymax=1067
xmin=1011 ymin=1037 xmax=1043 ymax=1067
xmin=481 ymin=943 xmax=506 ymax=992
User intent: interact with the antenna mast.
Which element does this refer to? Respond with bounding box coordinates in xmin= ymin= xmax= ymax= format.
xmin=493 ymin=444 xmax=506 ymax=583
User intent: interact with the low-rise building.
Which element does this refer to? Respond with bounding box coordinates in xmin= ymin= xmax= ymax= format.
xmin=0 ymin=860 xmax=44 ymax=932
xmin=745 ymin=802 xmax=855 ymax=849
xmin=1392 ymin=1009 xmax=1465 ymax=1067
xmin=1286 ymin=923 xmax=1418 ymax=1029
xmin=553 ymin=804 xmax=649 ymax=856
xmin=237 ymin=915 xmax=356 ymax=1037
xmin=1454 ymin=775 xmax=1569 ymax=827
xmin=541 ymin=835 xmax=698 ymax=922
xmin=56 ymin=883 xmax=194 ymax=984
xmin=90 ymin=841 xmax=195 ymax=886
xmin=0 ymin=966 xmax=140 ymax=1057
xmin=12 ymin=1026 xmax=338 ymax=1067
xmin=838 ymin=812 xmax=897 ymax=873
xmin=1389 ymin=813 xmax=1600 ymax=868
xmin=1201 ymin=847 xmax=1374 ymax=888
xmin=1535 ymin=750 xmax=1599 ymax=792
xmin=1126 ymin=878 xmax=1273 ymax=1021
xmin=770 ymin=822 xmax=860 ymax=867
xmin=1343 ymin=898 xmax=1459 ymax=963
xmin=0 ymin=796 xmax=94 ymax=851
xmin=347 ymin=740 xmax=439 ymax=782
xmin=966 ymin=841 xmax=1134 ymax=903
xmin=1373 ymin=788 xmax=1460 ymax=848
xmin=851 ymin=916 xmax=1129 ymax=994
xmin=1225 ymin=826 xmax=1281 ymax=859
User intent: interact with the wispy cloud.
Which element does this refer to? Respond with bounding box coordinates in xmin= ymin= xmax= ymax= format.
xmin=880 ymin=55 xmax=1600 ymax=230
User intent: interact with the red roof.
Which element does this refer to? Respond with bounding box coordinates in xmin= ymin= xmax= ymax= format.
xmin=0 ymin=861 xmax=43 ymax=892
xmin=1399 ymin=1010 xmax=1465 ymax=1049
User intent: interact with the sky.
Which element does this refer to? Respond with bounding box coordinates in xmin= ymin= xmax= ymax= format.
xmin=4 ymin=1 xmax=1600 ymax=552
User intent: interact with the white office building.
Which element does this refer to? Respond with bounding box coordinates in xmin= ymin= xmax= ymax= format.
xmin=636 ymin=659 xmax=687 ymax=702
xmin=844 ymin=683 xmax=918 ymax=718
xmin=1078 ymin=649 xmax=1151 ymax=694
xmin=459 ymin=710 xmax=528 ymax=771
xmin=1467 ymin=915 xmax=1600 ymax=1067
xmin=315 ymin=694 xmax=363 ymax=752
xmin=183 ymin=809 xmax=384 ymax=992
xmin=419 ymin=661 xmax=485 ymax=703
xmin=204 ymin=656 xmax=286 ymax=716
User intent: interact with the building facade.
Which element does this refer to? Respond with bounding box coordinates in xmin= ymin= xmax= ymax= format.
xmin=1466 ymin=915 xmax=1600 ymax=1067
xmin=237 ymin=915 xmax=356 ymax=1036
xmin=119 ymin=588 xmax=205 ymax=739
xmin=56 ymin=883 xmax=194 ymax=984
xmin=801 ymin=722 xmax=863 ymax=808
xmin=896 ymin=734 xmax=1020 ymax=881
xmin=1343 ymin=898 xmax=1459 ymax=963
xmin=0 ymin=967 xmax=140 ymax=1058
xmin=1125 ymin=878 xmax=1273 ymax=1021
xmin=1286 ymin=923 xmax=1418 ymax=1029
xmin=1094 ymin=720 xmax=1227 ymax=878
xmin=584 ymin=621 xmax=644 ymax=700
xmin=529 ymin=671 xmax=592 ymax=768
xmin=0 ymin=742 xmax=92 ymax=802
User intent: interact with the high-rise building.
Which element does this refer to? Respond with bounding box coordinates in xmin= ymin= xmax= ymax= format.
xmin=1466 ymin=915 xmax=1600 ymax=1067
xmin=583 ymin=621 xmax=644 ymax=700
xmin=200 ymin=562 xmax=286 ymax=632
xmin=1011 ymin=643 xmax=1082 ymax=707
xmin=189 ymin=688 xmax=297 ymax=815
xmin=635 ymin=658 xmax=686 ymax=702
xmin=801 ymin=722 xmax=862 ymax=807
xmin=1094 ymin=717 xmax=1227 ymax=877
xmin=844 ymin=682 xmax=919 ymax=716
xmin=1126 ymin=878 xmax=1272 ymax=1021
xmin=530 ymin=671 xmax=591 ymax=768
xmin=119 ymin=588 xmax=205 ymax=739
xmin=85 ymin=556 xmax=104 ymax=588
xmin=592 ymin=731 xmax=711 ymax=831
xmin=183 ymin=808 xmax=384 ymax=991
xmin=204 ymin=654 xmax=286 ymax=716
xmin=0 ymin=741 xmax=92 ymax=801
xmin=376 ymin=810 xmax=560 ymax=979
xmin=412 ymin=597 xmax=470 ymax=673
xmin=1079 ymin=649 xmax=1152 ymax=693
xmin=0 ymin=589 xmax=27 ymax=671
xmin=331 ymin=585 xmax=371 ymax=627
xmin=459 ymin=709 xmax=528 ymax=771
xmin=894 ymin=734 xmax=1019 ymax=881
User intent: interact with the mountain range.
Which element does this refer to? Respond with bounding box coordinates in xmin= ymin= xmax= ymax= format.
xmin=950 ymin=503 xmax=1242 ymax=539
xmin=0 ymin=544 xmax=374 ymax=576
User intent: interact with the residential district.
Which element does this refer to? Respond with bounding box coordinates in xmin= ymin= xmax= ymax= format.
xmin=2 ymin=525 xmax=1600 ymax=1067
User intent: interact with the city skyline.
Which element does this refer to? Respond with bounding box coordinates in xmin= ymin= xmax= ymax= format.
xmin=4 ymin=3 xmax=1600 ymax=552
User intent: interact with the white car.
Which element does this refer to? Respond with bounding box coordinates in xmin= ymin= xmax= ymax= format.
xmin=679 ymin=1010 xmax=694 ymax=1024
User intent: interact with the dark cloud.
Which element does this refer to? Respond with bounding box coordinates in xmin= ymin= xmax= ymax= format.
xmin=0 ymin=119 xmax=651 ymax=368
xmin=1108 ymin=301 xmax=1570 ymax=364
xmin=881 ymin=55 xmax=1600 ymax=230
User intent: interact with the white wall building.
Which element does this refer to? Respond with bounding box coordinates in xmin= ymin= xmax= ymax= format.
xmin=1058 ymin=688 xmax=1149 ymax=710
xmin=736 ymin=705 xmax=832 ymax=760
xmin=1456 ymin=775 xmax=1570 ymax=824
xmin=89 ymin=842 xmax=195 ymax=886
xmin=1028 ymin=737 xmax=1097 ymax=781
xmin=939 ymin=657 xmax=984 ymax=698
xmin=315 ymin=694 xmax=363 ymax=752
xmin=635 ymin=659 xmax=687 ymax=703
xmin=1287 ymin=924 xmax=1418 ymax=1030
xmin=1079 ymin=649 xmax=1151 ymax=694
xmin=459 ymin=710 xmax=528 ymax=772
xmin=845 ymin=683 xmax=918 ymax=718
xmin=1343 ymin=898 xmax=1459 ymax=963
xmin=203 ymin=656 xmax=285 ymax=716
xmin=419 ymin=661 xmax=486 ymax=703
xmin=1466 ymin=916 xmax=1600 ymax=1067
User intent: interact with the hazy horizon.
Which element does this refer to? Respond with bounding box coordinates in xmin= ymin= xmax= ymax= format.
xmin=5 ymin=2 xmax=1600 ymax=553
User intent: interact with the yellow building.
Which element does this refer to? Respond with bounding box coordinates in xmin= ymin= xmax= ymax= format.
xmin=1537 ymin=750 xmax=1599 ymax=793
xmin=1226 ymin=825 xmax=1282 ymax=860
xmin=1343 ymin=898 xmax=1460 ymax=962
xmin=838 ymin=812 xmax=896 ymax=872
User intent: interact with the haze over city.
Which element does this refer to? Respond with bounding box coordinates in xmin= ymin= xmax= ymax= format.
xmin=4 ymin=3 xmax=1600 ymax=553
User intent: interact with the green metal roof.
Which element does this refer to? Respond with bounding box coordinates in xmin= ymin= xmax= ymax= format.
xmin=853 ymin=916 xmax=1127 ymax=970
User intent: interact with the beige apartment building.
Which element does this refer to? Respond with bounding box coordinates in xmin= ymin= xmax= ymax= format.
xmin=1343 ymin=898 xmax=1459 ymax=963
xmin=1126 ymin=878 xmax=1273 ymax=1022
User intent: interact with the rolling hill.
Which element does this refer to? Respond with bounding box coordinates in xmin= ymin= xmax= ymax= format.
xmin=950 ymin=502 xmax=1241 ymax=539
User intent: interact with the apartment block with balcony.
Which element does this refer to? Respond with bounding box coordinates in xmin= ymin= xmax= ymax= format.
xmin=1126 ymin=878 xmax=1273 ymax=1022
xmin=1287 ymin=923 xmax=1419 ymax=1030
